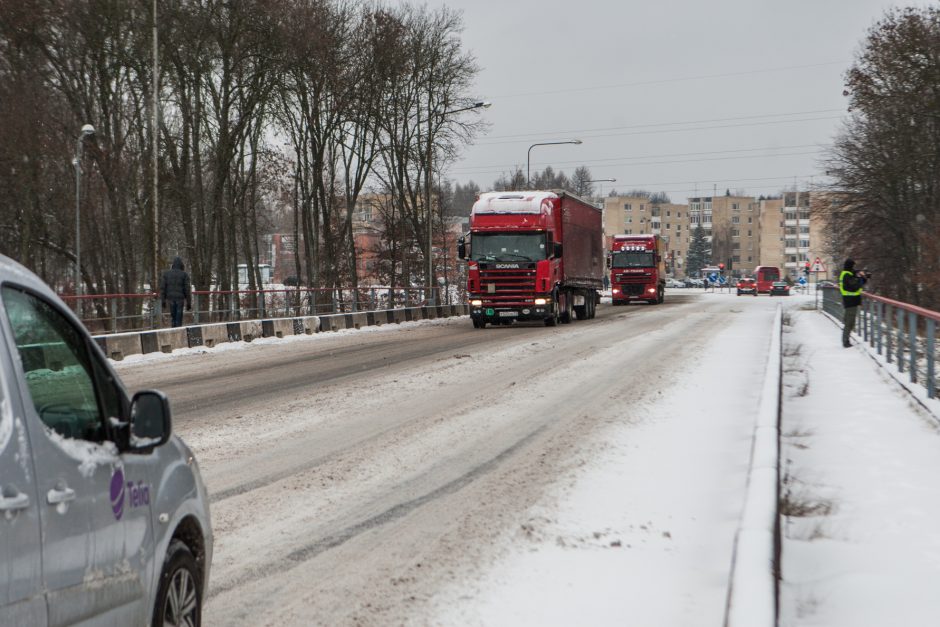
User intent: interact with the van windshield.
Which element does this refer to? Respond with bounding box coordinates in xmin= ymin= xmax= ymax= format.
xmin=611 ymin=250 xmax=654 ymax=268
xmin=471 ymin=233 xmax=547 ymax=262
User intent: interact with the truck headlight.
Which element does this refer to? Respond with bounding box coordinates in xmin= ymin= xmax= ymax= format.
xmin=470 ymin=299 xmax=483 ymax=307
xmin=648 ymin=288 xmax=656 ymax=293
xmin=612 ymin=289 xmax=620 ymax=294
xmin=534 ymin=298 xmax=547 ymax=305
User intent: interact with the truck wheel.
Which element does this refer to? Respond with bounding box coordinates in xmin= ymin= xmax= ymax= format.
xmin=544 ymin=294 xmax=559 ymax=326
xmin=152 ymin=540 xmax=202 ymax=627
xmin=560 ymin=293 xmax=572 ymax=324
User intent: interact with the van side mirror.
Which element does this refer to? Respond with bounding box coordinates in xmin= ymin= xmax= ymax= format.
xmin=457 ymin=237 xmax=466 ymax=260
xmin=129 ymin=390 xmax=171 ymax=451
xmin=554 ymin=242 xmax=563 ymax=257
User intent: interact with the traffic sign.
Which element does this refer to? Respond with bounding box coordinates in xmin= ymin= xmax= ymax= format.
xmin=798 ymin=276 xmax=807 ymax=285
xmin=811 ymin=257 xmax=826 ymax=272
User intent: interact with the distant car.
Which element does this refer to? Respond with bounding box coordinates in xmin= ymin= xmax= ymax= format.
xmin=769 ymin=281 xmax=790 ymax=296
xmin=685 ymin=278 xmax=704 ymax=288
xmin=736 ymin=277 xmax=757 ymax=296
xmin=817 ymin=280 xmax=837 ymax=289
xmin=665 ymin=278 xmax=685 ymax=288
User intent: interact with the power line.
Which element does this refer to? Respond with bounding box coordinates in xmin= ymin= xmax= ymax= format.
xmin=477 ymin=115 xmax=841 ymax=147
xmin=604 ymin=173 xmax=823 ymax=188
xmin=488 ymin=61 xmax=848 ymax=99
xmin=449 ymin=150 xmax=823 ymax=181
xmin=480 ymin=109 xmax=843 ymax=142
xmin=449 ymin=144 xmax=825 ymax=174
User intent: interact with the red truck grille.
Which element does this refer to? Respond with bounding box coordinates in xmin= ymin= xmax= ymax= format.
xmin=479 ymin=267 xmax=537 ymax=305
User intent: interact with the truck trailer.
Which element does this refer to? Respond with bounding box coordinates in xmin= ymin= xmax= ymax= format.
xmin=458 ymin=190 xmax=604 ymax=328
xmin=608 ymin=234 xmax=667 ymax=305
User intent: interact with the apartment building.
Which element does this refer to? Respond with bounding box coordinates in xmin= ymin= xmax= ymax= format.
xmin=757 ymin=191 xmax=835 ymax=280
xmin=687 ymin=194 xmax=760 ymax=276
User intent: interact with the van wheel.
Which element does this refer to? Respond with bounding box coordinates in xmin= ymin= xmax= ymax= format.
xmin=153 ymin=540 xmax=201 ymax=627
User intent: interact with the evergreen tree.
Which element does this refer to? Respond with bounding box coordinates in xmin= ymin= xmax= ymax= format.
xmin=686 ymin=225 xmax=709 ymax=276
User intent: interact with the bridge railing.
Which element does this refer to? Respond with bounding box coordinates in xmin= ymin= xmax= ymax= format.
xmin=819 ymin=285 xmax=939 ymax=399
xmin=60 ymin=285 xmax=464 ymax=336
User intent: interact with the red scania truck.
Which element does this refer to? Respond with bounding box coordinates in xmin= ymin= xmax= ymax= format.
xmin=458 ymin=190 xmax=604 ymax=328
xmin=608 ymin=234 xmax=667 ymax=305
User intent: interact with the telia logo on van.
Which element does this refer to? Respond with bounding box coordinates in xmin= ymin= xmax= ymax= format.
xmin=110 ymin=468 xmax=152 ymax=520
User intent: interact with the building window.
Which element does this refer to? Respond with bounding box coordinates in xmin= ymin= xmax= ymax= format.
xmin=666 ymin=210 xmax=671 ymax=217
xmin=732 ymin=203 xmax=739 ymax=210
xmin=747 ymin=256 xmax=753 ymax=262
xmin=624 ymin=203 xmax=632 ymax=211
xmin=731 ymin=229 xmax=740 ymax=237
xmin=748 ymin=229 xmax=752 ymax=236
xmin=640 ymin=204 xmax=646 ymax=212
xmin=748 ymin=216 xmax=752 ymax=223
xmin=665 ymin=223 xmax=671 ymax=230
xmin=731 ymin=216 xmax=740 ymax=224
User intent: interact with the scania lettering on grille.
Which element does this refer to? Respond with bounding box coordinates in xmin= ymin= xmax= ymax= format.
xmin=495 ymin=263 xmax=521 ymax=269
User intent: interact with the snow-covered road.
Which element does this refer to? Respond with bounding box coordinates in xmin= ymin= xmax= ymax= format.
xmin=115 ymin=290 xmax=940 ymax=626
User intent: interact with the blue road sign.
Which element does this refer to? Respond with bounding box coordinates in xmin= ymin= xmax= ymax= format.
xmin=798 ymin=276 xmax=807 ymax=286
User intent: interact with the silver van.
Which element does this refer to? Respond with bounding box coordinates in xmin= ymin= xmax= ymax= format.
xmin=0 ymin=256 xmax=212 ymax=625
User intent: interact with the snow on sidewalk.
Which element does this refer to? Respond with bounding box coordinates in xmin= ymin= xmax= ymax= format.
xmin=780 ymin=304 xmax=940 ymax=626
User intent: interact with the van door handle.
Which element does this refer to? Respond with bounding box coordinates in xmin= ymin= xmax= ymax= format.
xmin=47 ymin=487 xmax=76 ymax=505
xmin=0 ymin=492 xmax=30 ymax=512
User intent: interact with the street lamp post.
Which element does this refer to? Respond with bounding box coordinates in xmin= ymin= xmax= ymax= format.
xmin=586 ymin=177 xmax=616 ymax=198
xmin=527 ymin=139 xmax=582 ymax=188
xmin=424 ymin=100 xmax=491 ymax=306
xmin=73 ymin=123 xmax=95 ymax=318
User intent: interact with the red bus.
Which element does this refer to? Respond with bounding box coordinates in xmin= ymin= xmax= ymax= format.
xmin=755 ymin=266 xmax=780 ymax=294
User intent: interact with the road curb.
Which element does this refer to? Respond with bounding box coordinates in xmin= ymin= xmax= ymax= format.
xmin=724 ymin=303 xmax=782 ymax=627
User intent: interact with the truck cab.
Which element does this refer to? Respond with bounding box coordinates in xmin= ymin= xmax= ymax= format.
xmin=607 ymin=234 xmax=666 ymax=305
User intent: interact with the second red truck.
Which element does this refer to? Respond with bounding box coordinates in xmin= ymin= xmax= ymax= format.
xmin=608 ymin=234 xmax=667 ymax=305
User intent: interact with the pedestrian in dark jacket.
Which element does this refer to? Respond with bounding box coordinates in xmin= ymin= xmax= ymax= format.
xmin=160 ymin=256 xmax=192 ymax=328
xmin=839 ymin=258 xmax=867 ymax=347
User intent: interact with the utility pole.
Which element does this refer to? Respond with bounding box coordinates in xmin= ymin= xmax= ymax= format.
xmin=153 ymin=0 xmax=160 ymax=306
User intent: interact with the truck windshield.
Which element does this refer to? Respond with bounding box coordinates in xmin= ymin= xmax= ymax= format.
xmin=610 ymin=250 xmax=654 ymax=268
xmin=471 ymin=233 xmax=547 ymax=262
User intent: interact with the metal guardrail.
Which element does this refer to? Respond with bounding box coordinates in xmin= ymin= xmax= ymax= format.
xmin=61 ymin=285 xmax=463 ymax=336
xmin=819 ymin=285 xmax=939 ymax=399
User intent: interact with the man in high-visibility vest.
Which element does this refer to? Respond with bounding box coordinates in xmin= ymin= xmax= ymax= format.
xmin=839 ymin=258 xmax=868 ymax=347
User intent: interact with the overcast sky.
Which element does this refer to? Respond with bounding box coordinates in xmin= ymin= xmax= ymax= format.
xmin=419 ymin=0 xmax=928 ymax=202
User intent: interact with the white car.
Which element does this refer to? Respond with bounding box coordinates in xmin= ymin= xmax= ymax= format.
xmin=0 ymin=255 xmax=212 ymax=626
xmin=665 ymin=278 xmax=686 ymax=288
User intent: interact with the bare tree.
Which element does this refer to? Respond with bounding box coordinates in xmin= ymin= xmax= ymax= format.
xmin=823 ymin=6 xmax=940 ymax=308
